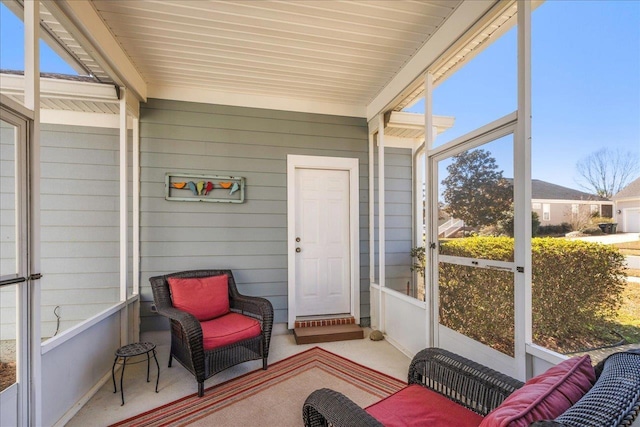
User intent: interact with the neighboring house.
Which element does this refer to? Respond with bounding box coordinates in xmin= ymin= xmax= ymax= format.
xmin=612 ymin=177 xmax=640 ymax=232
xmin=530 ymin=179 xmax=613 ymax=226
xmin=438 ymin=179 xmax=613 ymax=235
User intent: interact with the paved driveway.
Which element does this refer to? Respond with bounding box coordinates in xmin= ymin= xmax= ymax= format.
xmin=570 ymin=232 xmax=639 ymax=244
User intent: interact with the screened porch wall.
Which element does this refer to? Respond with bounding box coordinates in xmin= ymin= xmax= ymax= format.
xmin=138 ymin=99 xmax=370 ymax=331
xmin=371 ymin=146 xmax=415 ymax=297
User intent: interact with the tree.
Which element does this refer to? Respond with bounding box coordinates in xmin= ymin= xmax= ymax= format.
xmin=441 ymin=149 xmax=512 ymax=229
xmin=496 ymin=206 xmax=540 ymax=237
xmin=575 ymin=148 xmax=640 ymax=198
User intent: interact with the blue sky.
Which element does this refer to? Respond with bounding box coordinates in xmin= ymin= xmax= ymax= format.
xmin=407 ymin=0 xmax=640 ymax=192
xmin=1 ymin=1 xmax=638 ymax=193
xmin=0 ymin=3 xmax=77 ymax=74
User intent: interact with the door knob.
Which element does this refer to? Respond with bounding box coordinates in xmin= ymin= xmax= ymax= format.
xmin=296 ymin=247 xmax=301 ymax=253
xmin=296 ymin=237 xmax=301 ymax=242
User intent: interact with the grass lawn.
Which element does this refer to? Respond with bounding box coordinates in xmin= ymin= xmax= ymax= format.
xmin=612 ymin=239 xmax=640 ymax=256
xmin=612 ymin=280 xmax=640 ymax=344
xmin=537 ymin=279 xmax=640 ymax=354
xmin=627 ymin=268 xmax=640 ymax=277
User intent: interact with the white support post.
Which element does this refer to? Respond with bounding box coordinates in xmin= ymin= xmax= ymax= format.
xmin=377 ymin=114 xmax=385 ymax=332
xmin=423 ymin=73 xmax=434 ymax=348
xmin=119 ymin=89 xmax=129 ymax=346
xmin=368 ymin=132 xmax=375 ymax=287
xmin=24 ymin=1 xmax=41 ymax=425
xmin=132 ymin=116 xmax=140 ymax=341
xmin=515 ymin=0 xmax=532 ymax=380
xmin=132 ymin=117 xmax=140 ymax=296
xmin=412 ymin=141 xmax=422 ymax=301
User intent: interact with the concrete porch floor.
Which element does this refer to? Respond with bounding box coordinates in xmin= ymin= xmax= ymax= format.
xmin=65 ymin=328 xmax=410 ymax=426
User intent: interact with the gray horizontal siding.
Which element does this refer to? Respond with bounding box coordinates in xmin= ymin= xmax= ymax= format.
xmin=372 ymin=147 xmax=414 ymax=295
xmin=0 ymin=125 xmax=17 ymax=282
xmin=39 ymin=124 xmax=121 ymax=337
xmin=140 ymin=99 xmax=368 ymax=329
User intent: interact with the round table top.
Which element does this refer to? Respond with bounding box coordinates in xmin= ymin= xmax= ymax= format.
xmin=115 ymin=342 xmax=156 ymax=357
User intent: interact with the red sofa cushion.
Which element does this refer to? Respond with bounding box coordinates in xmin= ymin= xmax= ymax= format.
xmin=201 ymin=312 xmax=262 ymax=351
xmin=168 ymin=275 xmax=230 ymax=321
xmin=365 ymin=384 xmax=484 ymax=427
xmin=480 ymin=355 xmax=595 ymax=427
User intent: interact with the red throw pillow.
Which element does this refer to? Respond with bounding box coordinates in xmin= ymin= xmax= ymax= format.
xmin=479 ymin=355 xmax=595 ymax=427
xmin=168 ymin=275 xmax=230 ymax=321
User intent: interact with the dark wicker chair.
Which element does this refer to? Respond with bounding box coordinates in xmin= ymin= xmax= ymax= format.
xmin=149 ymin=269 xmax=273 ymax=397
xmin=303 ymin=348 xmax=640 ymax=427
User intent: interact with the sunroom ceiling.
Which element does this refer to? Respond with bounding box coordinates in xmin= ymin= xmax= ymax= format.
xmin=89 ymin=0 xmax=463 ymax=114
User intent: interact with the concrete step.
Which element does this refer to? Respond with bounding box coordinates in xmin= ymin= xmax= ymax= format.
xmin=293 ymin=323 xmax=364 ymax=345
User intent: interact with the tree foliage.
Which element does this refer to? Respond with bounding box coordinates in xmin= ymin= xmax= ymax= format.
xmin=496 ymin=208 xmax=540 ymax=237
xmin=576 ymin=148 xmax=640 ymax=198
xmin=441 ymin=149 xmax=512 ymax=228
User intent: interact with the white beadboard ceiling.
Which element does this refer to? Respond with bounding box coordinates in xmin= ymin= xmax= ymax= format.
xmin=90 ymin=0 xmax=463 ymax=111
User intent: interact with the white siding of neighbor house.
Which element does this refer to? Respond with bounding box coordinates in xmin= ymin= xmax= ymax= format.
xmin=533 ymin=200 xmax=614 ymax=227
xmin=139 ymin=99 xmax=369 ymax=330
xmin=616 ymin=200 xmax=640 ymax=233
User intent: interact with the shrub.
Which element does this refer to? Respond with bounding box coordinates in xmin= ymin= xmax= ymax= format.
xmin=439 ymin=237 xmax=514 ymax=355
xmin=438 ymin=237 xmax=627 ymax=355
xmin=496 ymin=209 xmax=540 ymax=237
xmin=582 ymin=227 xmax=604 ymax=235
xmin=591 ymin=216 xmax=613 ymax=224
xmin=531 ymin=238 xmax=626 ymax=350
xmin=537 ymin=223 xmax=572 ymax=236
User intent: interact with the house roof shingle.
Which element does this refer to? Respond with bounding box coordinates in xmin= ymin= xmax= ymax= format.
xmin=503 ymin=179 xmax=609 ymax=201
xmin=612 ymin=177 xmax=640 ymax=200
xmin=531 ymin=179 xmax=609 ymax=201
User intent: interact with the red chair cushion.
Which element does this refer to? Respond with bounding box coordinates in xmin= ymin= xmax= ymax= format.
xmin=168 ymin=275 xmax=230 ymax=321
xmin=480 ymin=355 xmax=595 ymax=427
xmin=200 ymin=312 xmax=262 ymax=351
xmin=365 ymin=384 xmax=484 ymax=427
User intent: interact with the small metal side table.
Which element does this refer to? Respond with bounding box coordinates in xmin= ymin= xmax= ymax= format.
xmin=111 ymin=342 xmax=160 ymax=405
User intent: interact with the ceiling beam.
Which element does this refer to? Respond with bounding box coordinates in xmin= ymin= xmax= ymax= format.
xmin=366 ymin=0 xmax=495 ymax=121
xmin=150 ymin=84 xmax=366 ymax=118
xmin=42 ymin=0 xmax=147 ymax=101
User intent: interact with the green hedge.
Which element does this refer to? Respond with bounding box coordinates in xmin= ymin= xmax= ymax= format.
xmin=438 ymin=237 xmax=627 ymax=355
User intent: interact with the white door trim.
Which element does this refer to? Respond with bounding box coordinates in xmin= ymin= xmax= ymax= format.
xmin=287 ymin=155 xmax=360 ymax=329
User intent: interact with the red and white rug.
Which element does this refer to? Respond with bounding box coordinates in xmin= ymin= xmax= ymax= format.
xmin=110 ymin=347 xmax=406 ymax=427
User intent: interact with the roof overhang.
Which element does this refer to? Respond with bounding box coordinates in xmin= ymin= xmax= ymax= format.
xmin=41 ymin=0 xmax=147 ymax=101
xmin=1 ymin=72 xmax=122 ymax=127
xmin=3 ymin=1 xmax=534 ymax=120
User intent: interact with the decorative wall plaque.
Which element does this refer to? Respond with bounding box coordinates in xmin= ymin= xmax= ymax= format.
xmin=165 ymin=173 xmax=245 ymax=203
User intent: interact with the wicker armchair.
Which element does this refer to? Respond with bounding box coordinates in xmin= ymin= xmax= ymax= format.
xmin=303 ymin=348 xmax=640 ymax=427
xmin=149 ymin=269 xmax=273 ymax=397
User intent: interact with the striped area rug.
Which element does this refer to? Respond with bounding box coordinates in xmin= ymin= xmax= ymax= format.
xmin=110 ymin=347 xmax=406 ymax=427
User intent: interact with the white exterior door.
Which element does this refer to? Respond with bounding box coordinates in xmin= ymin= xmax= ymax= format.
xmin=295 ymin=168 xmax=351 ymax=315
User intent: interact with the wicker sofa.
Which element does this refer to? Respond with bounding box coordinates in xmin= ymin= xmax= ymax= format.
xmin=303 ymin=348 xmax=640 ymax=427
xmin=149 ymin=269 xmax=273 ymax=397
